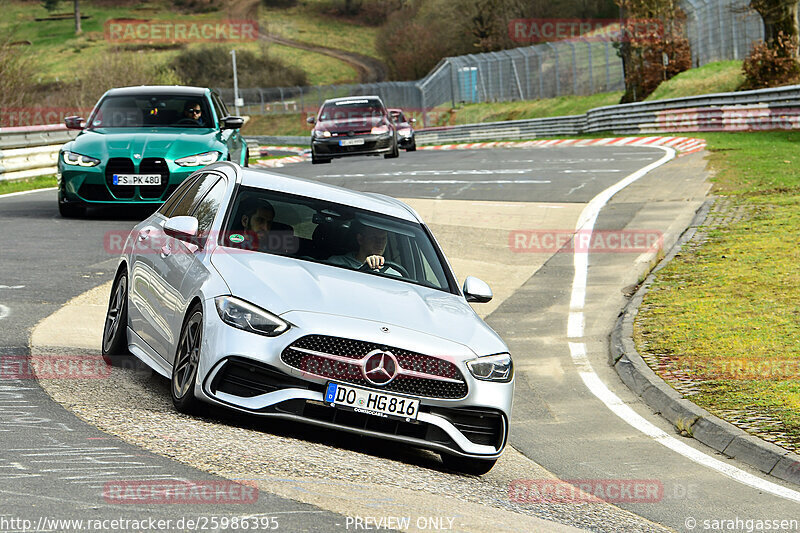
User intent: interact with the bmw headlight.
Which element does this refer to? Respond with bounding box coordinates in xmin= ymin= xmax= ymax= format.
xmin=370 ymin=125 xmax=389 ymax=135
xmin=175 ymin=151 xmax=221 ymax=167
xmin=398 ymin=128 xmax=412 ymax=136
xmin=215 ymin=296 xmax=290 ymax=337
xmin=467 ymin=353 xmax=513 ymax=382
xmin=62 ymin=151 xmax=100 ymax=167
xmin=314 ymin=130 xmax=332 ymax=138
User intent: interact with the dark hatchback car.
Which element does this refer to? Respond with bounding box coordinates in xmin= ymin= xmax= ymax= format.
xmin=307 ymin=96 xmax=399 ymax=164
xmin=388 ymin=108 xmax=416 ymax=151
xmin=57 ymin=86 xmax=246 ymax=217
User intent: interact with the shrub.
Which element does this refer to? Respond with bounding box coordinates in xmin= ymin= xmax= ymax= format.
xmin=741 ymin=32 xmax=800 ymax=90
xmin=170 ymin=45 xmax=308 ymax=88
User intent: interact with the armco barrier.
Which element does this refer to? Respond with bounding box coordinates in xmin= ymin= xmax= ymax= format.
xmin=4 ymin=84 xmax=800 ymax=181
xmin=416 ymin=84 xmax=800 ymax=143
xmin=0 ymin=125 xmax=76 ymax=182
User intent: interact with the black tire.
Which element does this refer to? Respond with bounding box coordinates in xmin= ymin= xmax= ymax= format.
xmin=171 ymin=304 xmax=205 ymax=415
xmin=406 ymin=141 xmax=417 ymax=152
xmin=384 ymin=138 xmax=400 ymax=159
xmin=243 ymin=147 xmax=250 ymax=167
xmin=102 ymin=271 xmax=130 ymax=365
xmin=440 ymin=453 xmax=497 ymax=476
xmin=58 ymin=201 xmax=85 ymax=218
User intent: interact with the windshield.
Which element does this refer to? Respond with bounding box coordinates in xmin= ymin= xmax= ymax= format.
xmin=319 ymin=100 xmax=384 ymax=122
xmin=221 ymin=187 xmax=455 ymax=293
xmin=88 ymin=94 xmax=213 ymax=129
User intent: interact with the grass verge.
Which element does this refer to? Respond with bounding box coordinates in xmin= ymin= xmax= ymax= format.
xmin=0 ymin=175 xmax=57 ymax=196
xmin=634 ymin=131 xmax=800 ymax=451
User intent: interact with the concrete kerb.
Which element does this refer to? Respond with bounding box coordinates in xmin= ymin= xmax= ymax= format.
xmin=610 ymin=199 xmax=800 ymax=486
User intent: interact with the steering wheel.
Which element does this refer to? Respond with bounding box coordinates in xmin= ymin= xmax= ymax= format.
xmin=176 ymin=118 xmax=198 ymax=125
xmin=359 ymin=260 xmax=409 ymax=278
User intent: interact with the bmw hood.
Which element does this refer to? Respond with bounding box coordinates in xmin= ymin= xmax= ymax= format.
xmin=66 ymin=128 xmax=224 ymax=162
xmin=211 ymin=248 xmax=507 ymax=357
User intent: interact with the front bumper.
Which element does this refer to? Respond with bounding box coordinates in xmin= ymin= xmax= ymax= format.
xmin=311 ymin=134 xmax=394 ymax=158
xmin=398 ymin=132 xmax=415 ymax=148
xmin=195 ymin=304 xmax=513 ymax=458
xmin=58 ymin=159 xmax=197 ymax=206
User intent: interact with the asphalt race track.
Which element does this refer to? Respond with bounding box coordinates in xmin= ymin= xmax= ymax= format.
xmin=1 ymin=146 xmax=799 ymax=532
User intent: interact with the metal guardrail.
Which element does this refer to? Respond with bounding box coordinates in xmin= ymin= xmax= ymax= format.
xmin=0 ymin=125 xmax=76 ymax=182
xmin=3 ymin=84 xmax=800 ymax=181
xmin=416 ymin=84 xmax=800 ymax=143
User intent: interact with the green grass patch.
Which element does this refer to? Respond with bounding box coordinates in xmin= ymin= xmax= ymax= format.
xmin=242 ymin=113 xmax=310 ymax=137
xmin=259 ymin=1 xmax=380 ymax=60
xmin=646 ymin=61 xmax=745 ymax=101
xmin=635 ymin=131 xmax=800 ymax=450
xmin=448 ymin=92 xmax=624 ymax=125
xmin=0 ymin=175 xmax=57 ymax=195
xmin=1 ymin=0 xmax=369 ymax=87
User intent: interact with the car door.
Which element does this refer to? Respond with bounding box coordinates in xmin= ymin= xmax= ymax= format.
xmin=130 ymin=172 xmax=219 ymax=359
xmin=164 ymin=174 xmax=229 ymax=366
xmin=210 ymin=92 xmax=244 ymax=165
xmin=128 ymin=174 xmax=200 ymax=361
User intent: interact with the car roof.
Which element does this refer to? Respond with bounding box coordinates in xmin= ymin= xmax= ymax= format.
xmin=102 ymin=86 xmax=209 ymax=97
xmin=228 ymin=164 xmax=419 ymax=223
xmin=322 ymin=96 xmax=384 ymax=105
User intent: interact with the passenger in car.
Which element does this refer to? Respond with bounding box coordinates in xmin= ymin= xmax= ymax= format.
xmin=327 ymin=223 xmax=387 ymax=270
xmin=232 ymin=198 xmax=296 ymax=253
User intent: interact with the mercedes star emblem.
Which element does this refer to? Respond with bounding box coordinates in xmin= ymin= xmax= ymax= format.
xmin=363 ymin=350 xmax=398 ymax=386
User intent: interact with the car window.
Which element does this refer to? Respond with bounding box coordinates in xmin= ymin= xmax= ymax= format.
xmin=88 ymin=94 xmax=212 ymax=128
xmin=192 ymin=178 xmax=227 ymax=244
xmin=170 ymin=173 xmax=219 ymax=218
xmin=320 ymin=100 xmax=384 ymax=121
xmin=211 ymin=92 xmax=229 ymax=123
xmin=221 ymin=187 xmax=455 ymax=293
xmin=158 ymin=175 xmax=200 ymax=217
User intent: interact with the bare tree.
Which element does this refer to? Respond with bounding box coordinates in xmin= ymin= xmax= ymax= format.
xmin=750 ymin=0 xmax=799 ymax=56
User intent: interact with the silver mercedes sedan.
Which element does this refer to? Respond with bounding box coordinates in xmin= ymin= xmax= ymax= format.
xmin=102 ymin=161 xmax=513 ymax=475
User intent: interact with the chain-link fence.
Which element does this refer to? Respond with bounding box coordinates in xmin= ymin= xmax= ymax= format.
xmin=682 ymin=0 xmax=763 ymax=66
xmin=220 ymin=1 xmax=766 ymax=123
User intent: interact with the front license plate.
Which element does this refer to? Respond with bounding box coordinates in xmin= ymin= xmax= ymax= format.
xmin=325 ymin=382 xmax=419 ymax=421
xmin=112 ymin=174 xmax=162 ymax=186
xmin=339 ymin=138 xmax=365 ymax=147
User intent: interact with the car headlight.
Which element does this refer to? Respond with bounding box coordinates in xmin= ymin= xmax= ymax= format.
xmin=398 ymin=128 xmax=412 ymax=136
xmin=62 ymin=151 xmax=100 ymax=167
xmin=175 ymin=151 xmax=221 ymax=167
xmin=215 ymin=296 xmax=290 ymax=337
xmin=314 ymin=130 xmax=332 ymax=138
xmin=370 ymin=125 xmax=390 ymax=135
xmin=466 ymin=353 xmax=513 ymax=382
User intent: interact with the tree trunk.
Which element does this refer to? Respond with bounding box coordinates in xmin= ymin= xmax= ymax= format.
xmin=74 ymin=0 xmax=81 ymax=35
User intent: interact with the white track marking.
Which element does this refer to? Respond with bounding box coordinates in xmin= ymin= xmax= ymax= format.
xmin=0 ymin=187 xmax=57 ymax=200
xmin=0 ymin=305 xmax=9 ymax=320
xmin=567 ymin=146 xmax=800 ymax=503
xmin=370 ymin=179 xmax=551 ymax=185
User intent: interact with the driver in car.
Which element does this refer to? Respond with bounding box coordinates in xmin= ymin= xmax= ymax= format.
xmin=327 ymin=223 xmax=387 ymax=271
xmin=181 ymin=101 xmax=205 ymax=126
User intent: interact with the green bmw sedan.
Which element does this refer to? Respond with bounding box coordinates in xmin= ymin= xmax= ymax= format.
xmin=57 ymin=86 xmax=247 ymax=217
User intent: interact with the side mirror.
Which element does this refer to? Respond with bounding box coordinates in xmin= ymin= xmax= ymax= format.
xmin=410 ymin=118 xmax=416 ymax=124
xmin=65 ymin=116 xmax=84 ymax=130
xmin=164 ymin=216 xmax=199 ymax=242
xmin=221 ymin=116 xmax=244 ymax=130
xmin=306 ymin=116 xmax=316 ymax=124
xmin=463 ymin=276 xmax=493 ymax=303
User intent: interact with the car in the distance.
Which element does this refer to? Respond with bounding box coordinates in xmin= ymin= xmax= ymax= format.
xmin=57 ymin=85 xmax=247 ymax=217
xmin=307 ymin=96 xmax=399 ymax=164
xmin=388 ymin=108 xmax=416 ymax=151
xmin=102 ymin=162 xmax=513 ymax=475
